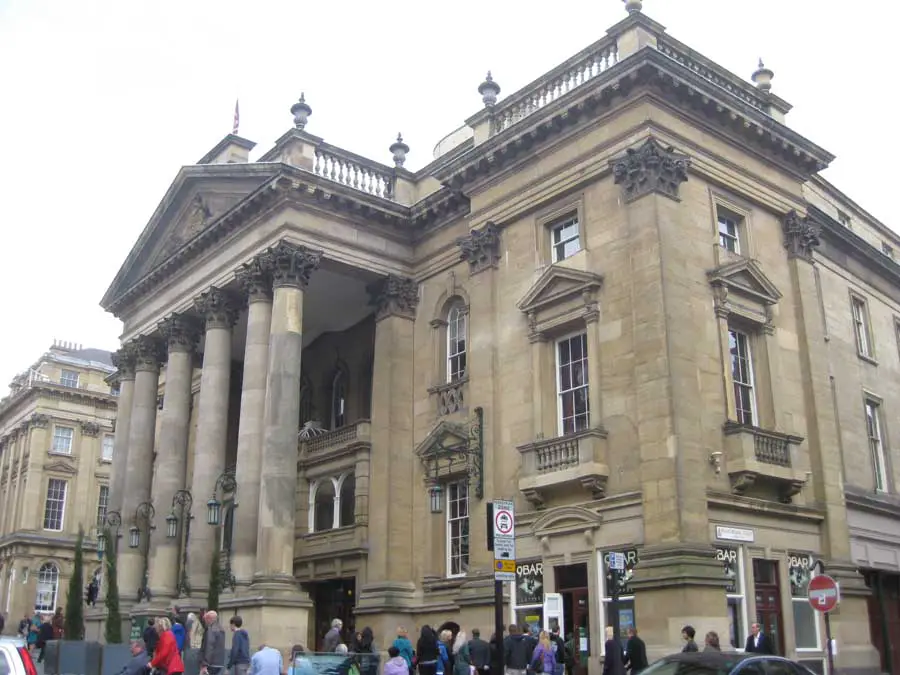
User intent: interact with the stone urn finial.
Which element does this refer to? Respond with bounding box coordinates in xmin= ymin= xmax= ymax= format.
xmin=390 ymin=133 xmax=410 ymax=167
xmin=624 ymin=0 xmax=643 ymax=13
xmin=752 ymin=59 xmax=774 ymax=93
xmin=478 ymin=71 xmax=501 ymax=108
xmin=291 ymin=93 xmax=313 ymax=130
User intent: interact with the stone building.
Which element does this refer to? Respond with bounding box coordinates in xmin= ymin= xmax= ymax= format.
xmin=0 ymin=342 xmax=117 ymax=626
xmin=96 ymin=2 xmax=896 ymax=673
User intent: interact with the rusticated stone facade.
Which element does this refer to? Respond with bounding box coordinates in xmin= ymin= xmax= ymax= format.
xmin=95 ymin=5 xmax=899 ymax=674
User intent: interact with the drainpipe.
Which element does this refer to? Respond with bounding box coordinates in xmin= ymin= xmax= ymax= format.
xmin=876 ymin=571 xmax=893 ymax=675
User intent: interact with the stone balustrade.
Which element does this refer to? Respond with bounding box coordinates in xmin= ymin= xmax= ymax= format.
xmin=313 ymin=144 xmax=395 ymax=200
xmin=299 ymin=419 xmax=372 ymax=465
xmin=492 ymin=37 xmax=619 ymax=134
xmin=517 ymin=428 xmax=610 ymax=509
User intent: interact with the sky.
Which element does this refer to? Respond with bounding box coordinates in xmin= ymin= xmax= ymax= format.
xmin=0 ymin=0 xmax=896 ymax=393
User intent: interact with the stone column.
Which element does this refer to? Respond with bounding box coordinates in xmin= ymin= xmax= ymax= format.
xmin=782 ymin=211 xmax=879 ymax=672
xmin=187 ymin=287 xmax=238 ymax=597
xmin=119 ymin=335 xmax=165 ymax=602
xmin=109 ymin=347 xmax=137 ymax=517
xmin=148 ymin=314 xmax=200 ymax=600
xmin=231 ymin=258 xmax=274 ymax=586
xmin=359 ymin=274 xmax=418 ymax=611
xmin=253 ymin=241 xmax=321 ymax=585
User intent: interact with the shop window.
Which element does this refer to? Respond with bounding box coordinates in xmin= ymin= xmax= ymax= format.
xmin=511 ymin=560 xmax=545 ymax=633
xmin=717 ymin=545 xmax=747 ymax=650
xmin=789 ymin=552 xmax=820 ymax=651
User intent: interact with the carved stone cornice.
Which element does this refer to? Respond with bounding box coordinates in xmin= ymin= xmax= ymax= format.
xmin=781 ymin=210 xmax=820 ymax=262
xmin=159 ymin=313 xmax=201 ymax=354
xmin=131 ymin=335 xmax=166 ymax=373
xmin=80 ymin=421 xmax=101 ymax=437
xmin=111 ymin=344 xmax=137 ymax=381
xmin=610 ymin=137 xmax=690 ymax=203
xmin=456 ymin=221 xmax=502 ymax=275
xmin=368 ymin=275 xmax=419 ymax=321
xmin=259 ymin=240 xmax=323 ymax=290
xmin=29 ymin=413 xmax=49 ymax=429
xmin=195 ymin=287 xmax=238 ymax=330
xmin=236 ymin=256 xmax=273 ymax=303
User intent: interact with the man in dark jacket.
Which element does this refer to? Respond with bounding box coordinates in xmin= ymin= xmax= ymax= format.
xmin=143 ymin=619 xmax=159 ymax=657
xmin=549 ymin=628 xmax=566 ymax=675
xmin=624 ymin=628 xmax=647 ymax=674
xmin=503 ymin=625 xmax=531 ymax=675
xmin=468 ymin=629 xmax=491 ymax=675
xmin=745 ymin=624 xmax=775 ymax=655
xmin=201 ymin=611 xmax=226 ymax=675
xmin=680 ymin=626 xmax=698 ymax=653
xmin=228 ymin=616 xmax=251 ymax=675
xmin=117 ymin=640 xmax=151 ymax=675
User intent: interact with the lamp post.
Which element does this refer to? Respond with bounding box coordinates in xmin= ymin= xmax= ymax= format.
xmin=97 ymin=510 xmax=123 ymax=560
xmin=207 ymin=470 xmax=238 ymax=592
xmin=165 ymin=490 xmax=193 ymax=597
xmin=129 ymin=502 xmax=155 ymax=602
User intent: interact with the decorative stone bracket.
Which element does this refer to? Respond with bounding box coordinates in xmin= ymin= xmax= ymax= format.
xmin=781 ymin=210 xmax=821 ymax=262
xmin=610 ymin=137 xmax=691 ymax=203
xmin=723 ymin=421 xmax=807 ymax=504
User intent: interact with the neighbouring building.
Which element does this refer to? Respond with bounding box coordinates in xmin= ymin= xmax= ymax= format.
xmin=0 ymin=341 xmax=117 ymax=626
xmin=95 ymin=2 xmax=897 ymax=673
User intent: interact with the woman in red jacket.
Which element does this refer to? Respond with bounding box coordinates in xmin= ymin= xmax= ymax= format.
xmin=150 ymin=617 xmax=185 ymax=675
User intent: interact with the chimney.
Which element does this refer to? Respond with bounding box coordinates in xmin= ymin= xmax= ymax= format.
xmin=197 ymin=135 xmax=256 ymax=165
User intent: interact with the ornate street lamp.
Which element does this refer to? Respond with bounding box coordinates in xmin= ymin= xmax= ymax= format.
xmin=97 ymin=529 xmax=107 ymax=560
xmin=207 ymin=470 xmax=238 ymax=592
xmin=419 ymin=406 xmax=485 ymax=509
xmin=166 ymin=490 xmax=193 ymax=597
xmin=130 ymin=501 xmax=155 ymax=602
xmin=429 ymin=484 xmax=444 ymax=514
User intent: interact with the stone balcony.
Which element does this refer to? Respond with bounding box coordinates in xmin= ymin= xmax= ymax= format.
xmin=298 ymin=419 xmax=371 ymax=469
xmin=722 ymin=421 xmax=807 ymax=503
xmin=295 ymin=524 xmax=368 ymax=582
xmin=517 ymin=428 xmax=610 ymax=509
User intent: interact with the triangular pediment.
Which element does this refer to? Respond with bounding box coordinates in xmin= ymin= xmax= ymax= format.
xmin=101 ymin=163 xmax=281 ymax=310
xmin=415 ymin=420 xmax=471 ymax=458
xmin=517 ymin=266 xmax=604 ymax=315
xmin=707 ymin=258 xmax=782 ymax=305
xmin=43 ymin=460 xmax=77 ymax=475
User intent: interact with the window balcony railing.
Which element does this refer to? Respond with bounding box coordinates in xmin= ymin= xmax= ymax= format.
xmin=298 ymin=420 xmax=371 ymax=467
xmin=428 ymin=378 xmax=467 ymax=417
xmin=516 ymin=427 xmax=609 ymax=509
xmin=722 ymin=421 xmax=807 ymax=503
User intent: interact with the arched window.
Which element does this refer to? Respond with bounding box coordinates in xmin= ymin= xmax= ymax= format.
xmin=447 ymin=303 xmax=468 ymax=383
xmin=35 ymin=563 xmax=59 ymax=612
xmin=299 ymin=382 xmax=314 ymax=428
xmin=339 ymin=474 xmax=356 ymax=527
xmin=331 ymin=370 xmax=347 ymax=429
xmin=313 ymin=479 xmax=336 ymax=532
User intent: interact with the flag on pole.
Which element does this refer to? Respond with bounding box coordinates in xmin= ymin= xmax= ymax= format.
xmin=232 ymin=99 xmax=240 ymax=136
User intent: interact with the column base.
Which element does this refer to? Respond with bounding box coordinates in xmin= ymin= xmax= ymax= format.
xmin=220 ymin=584 xmax=313 ymax=662
xmin=631 ymin=543 xmax=729 ymax=659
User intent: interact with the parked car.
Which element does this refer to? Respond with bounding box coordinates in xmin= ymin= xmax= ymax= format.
xmin=640 ymin=651 xmax=818 ymax=675
xmin=0 ymin=635 xmax=39 ymax=675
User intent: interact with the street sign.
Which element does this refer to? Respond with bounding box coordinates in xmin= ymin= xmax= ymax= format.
xmin=609 ymin=552 xmax=626 ymax=571
xmin=808 ymin=574 xmax=840 ymax=613
xmin=492 ymin=499 xmax=516 ymax=581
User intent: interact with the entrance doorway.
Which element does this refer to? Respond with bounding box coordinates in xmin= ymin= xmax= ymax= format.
xmin=752 ymin=560 xmax=785 ymax=655
xmin=307 ymin=578 xmax=356 ymax=651
xmin=555 ymin=563 xmax=590 ymax=675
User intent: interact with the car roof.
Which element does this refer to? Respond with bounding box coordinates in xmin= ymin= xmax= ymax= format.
xmin=658 ymin=653 xmax=798 ymax=669
xmin=0 ymin=637 xmax=25 ymax=645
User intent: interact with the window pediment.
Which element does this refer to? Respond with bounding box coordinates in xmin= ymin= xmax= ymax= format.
xmin=517 ymin=266 xmax=603 ymax=336
xmin=416 ymin=421 xmax=471 ymax=459
xmin=43 ymin=460 xmax=76 ymax=475
xmin=531 ymin=505 xmax=602 ymax=538
xmin=707 ymin=259 xmax=781 ymax=326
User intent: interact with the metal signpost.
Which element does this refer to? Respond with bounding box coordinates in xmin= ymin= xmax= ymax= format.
xmin=808 ymin=560 xmax=839 ymax=675
xmin=608 ymin=552 xmax=626 ymax=645
xmin=487 ymin=500 xmax=516 ymax=675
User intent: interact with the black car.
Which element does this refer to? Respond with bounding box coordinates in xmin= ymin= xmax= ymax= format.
xmin=640 ymin=651 xmax=818 ymax=675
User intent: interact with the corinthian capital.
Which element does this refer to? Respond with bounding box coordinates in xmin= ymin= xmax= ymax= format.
xmin=159 ymin=313 xmax=201 ymax=354
xmin=368 ymin=274 xmax=419 ymax=321
xmin=260 ymin=240 xmax=322 ymax=289
xmin=111 ymin=344 xmax=138 ymax=380
xmin=610 ymin=137 xmax=690 ymax=203
xmin=236 ymin=257 xmax=273 ymax=303
xmin=781 ymin=210 xmax=820 ymax=262
xmin=456 ymin=221 xmax=502 ymax=275
xmin=131 ymin=335 xmax=166 ymax=373
xmin=195 ymin=287 xmax=238 ymax=329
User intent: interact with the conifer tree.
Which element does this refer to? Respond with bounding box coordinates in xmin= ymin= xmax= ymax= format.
xmin=64 ymin=527 xmax=85 ymax=640
xmin=104 ymin=528 xmax=123 ymax=644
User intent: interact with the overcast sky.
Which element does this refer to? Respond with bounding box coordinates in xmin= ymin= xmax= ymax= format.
xmin=1 ymin=0 xmax=896 ymax=393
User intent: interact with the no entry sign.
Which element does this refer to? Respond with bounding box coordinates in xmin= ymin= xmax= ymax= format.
xmin=808 ymin=574 xmax=839 ymax=612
